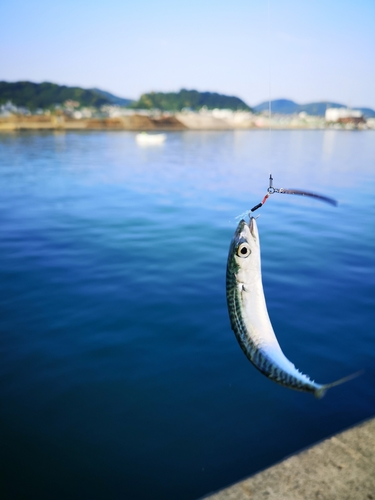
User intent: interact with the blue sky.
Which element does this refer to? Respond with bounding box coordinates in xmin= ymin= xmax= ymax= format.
xmin=1 ymin=0 xmax=374 ymax=108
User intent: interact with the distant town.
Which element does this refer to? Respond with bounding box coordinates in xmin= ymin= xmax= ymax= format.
xmin=0 ymin=81 xmax=374 ymax=131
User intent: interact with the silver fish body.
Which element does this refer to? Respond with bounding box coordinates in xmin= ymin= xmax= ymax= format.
xmin=226 ymin=217 xmax=351 ymax=398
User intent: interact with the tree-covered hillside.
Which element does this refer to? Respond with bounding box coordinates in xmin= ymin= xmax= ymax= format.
xmin=0 ymin=81 xmax=115 ymax=110
xmin=1 ymin=82 xmax=251 ymax=112
xmin=131 ymin=89 xmax=252 ymax=111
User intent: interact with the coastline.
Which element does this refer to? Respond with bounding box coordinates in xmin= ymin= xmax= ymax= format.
xmin=0 ymin=114 xmax=187 ymax=132
xmin=0 ymin=114 xmax=372 ymax=132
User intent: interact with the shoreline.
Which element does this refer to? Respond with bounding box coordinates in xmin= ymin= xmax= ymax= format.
xmin=0 ymin=115 xmax=372 ymax=132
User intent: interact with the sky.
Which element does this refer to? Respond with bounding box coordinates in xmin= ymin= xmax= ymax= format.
xmin=1 ymin=0 xmax=374 ymax=108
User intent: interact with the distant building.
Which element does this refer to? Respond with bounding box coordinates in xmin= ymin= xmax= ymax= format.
xmin=0 ymin=100 xmax=30 ymax=116
xmin=325 ymin=107 xmax=364 ymax=124
xmin=64 ymin=100 xmax=80 ymax=109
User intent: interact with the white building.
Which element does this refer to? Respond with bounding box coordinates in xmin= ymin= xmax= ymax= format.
xmin=325 ymin=107 xmax=363 ymax=122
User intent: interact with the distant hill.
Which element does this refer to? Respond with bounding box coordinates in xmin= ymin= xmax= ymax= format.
xmin=356 ymin=107 xmax=375 ymax=118
xmin=3 ymin=82 xmax=373 ymax=118
xmin=130 ymin=89 xmax=252 ymax=111
xmin=0 ymin=81 xmax=132 ymax=110
xmin=254 ymin=99 xmax=375 ymax=118
xmin=90 ymin=88 xmax=133 ymax=107
xmin=254 ymin=99 xmax=301 ymax=114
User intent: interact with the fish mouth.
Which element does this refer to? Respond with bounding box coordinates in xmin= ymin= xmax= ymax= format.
xmin=235 ymin=217 xmax=257 ymax=241
xmin=249 ymin=216 xmax=256 ymax=237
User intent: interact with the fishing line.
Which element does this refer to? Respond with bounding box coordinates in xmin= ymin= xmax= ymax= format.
xmin=247 ymin=174 xmax=338 ymax=214
xmin=267 ymin=0 xmax=272 ymax=130
xmin=236 ymin=6 xmax=338 ymax=219
xmin=234 ymin=174 xmax=338 ymax=218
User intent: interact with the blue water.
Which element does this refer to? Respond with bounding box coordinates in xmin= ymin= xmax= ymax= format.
xmin=0 ymin=130 xmax=374 ymax=499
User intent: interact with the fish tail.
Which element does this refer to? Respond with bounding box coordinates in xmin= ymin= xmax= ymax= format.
xmin=314 ymin=370 xmax=364 ymax=399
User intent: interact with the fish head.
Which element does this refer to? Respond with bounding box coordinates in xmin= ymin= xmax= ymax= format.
xmin=228 ymin=217 xmax=261 ymax=280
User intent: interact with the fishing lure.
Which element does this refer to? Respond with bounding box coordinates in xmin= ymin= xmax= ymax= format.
xmin=227 ymin=180 xmax=359 ymax=397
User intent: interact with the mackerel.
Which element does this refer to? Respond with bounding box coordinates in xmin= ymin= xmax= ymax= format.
xmin=226 ymin=217 xmax=358 ymax=398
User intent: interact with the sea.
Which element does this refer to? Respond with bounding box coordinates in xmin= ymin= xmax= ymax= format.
xmin=0 ymin=130 xmax=374 ymax=499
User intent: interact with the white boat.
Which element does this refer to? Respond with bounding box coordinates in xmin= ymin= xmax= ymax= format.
xmin=135 ymin=133 xmax=166 ymax=145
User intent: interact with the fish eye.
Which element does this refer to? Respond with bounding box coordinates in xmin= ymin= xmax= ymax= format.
xmin=237 ymin=243 xmax=251 ymax=258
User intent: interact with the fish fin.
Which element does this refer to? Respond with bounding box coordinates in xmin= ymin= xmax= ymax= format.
xmin=314 ymin=370 xmax=364 ymax=399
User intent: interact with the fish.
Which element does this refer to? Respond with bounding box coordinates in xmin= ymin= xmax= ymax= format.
xmin=226 ymin=216 xmax=359 ymax=398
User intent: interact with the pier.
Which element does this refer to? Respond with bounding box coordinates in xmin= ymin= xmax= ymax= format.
xmin=203 ymin=417 xmax=375 ymax=500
